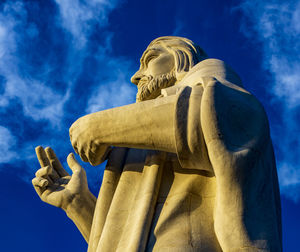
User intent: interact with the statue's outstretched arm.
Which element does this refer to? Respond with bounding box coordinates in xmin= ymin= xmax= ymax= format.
xmin=69 ymin=95 xmax=178 ymax=166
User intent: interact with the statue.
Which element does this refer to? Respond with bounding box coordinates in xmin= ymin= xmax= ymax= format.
xmin=32 ymin=36 xmax=282 ymax=251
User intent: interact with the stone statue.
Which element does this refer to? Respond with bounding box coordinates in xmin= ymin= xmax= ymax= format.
xmin=32 ymin=36 xmax=282 ymax=251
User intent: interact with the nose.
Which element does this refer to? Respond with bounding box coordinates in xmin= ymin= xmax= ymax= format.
xmin=131 ymin=71 xmax=143 ymax=85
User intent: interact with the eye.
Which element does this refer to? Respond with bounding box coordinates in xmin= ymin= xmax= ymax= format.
xmin=145 ymin=54 xmax=158 ymax=66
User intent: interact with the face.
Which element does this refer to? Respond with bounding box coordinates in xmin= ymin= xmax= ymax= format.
xmin=131 ymin=46 xmax=175 ymax=84
xmin=131 ymin=46 xmax=177 ymax=102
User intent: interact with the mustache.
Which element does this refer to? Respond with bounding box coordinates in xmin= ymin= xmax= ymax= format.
xmin=137 ymin=75 xmax=153 ymax=89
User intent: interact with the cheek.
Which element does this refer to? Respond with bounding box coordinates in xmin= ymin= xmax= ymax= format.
xmin=149 ymin=54 xmax=175 ymax=75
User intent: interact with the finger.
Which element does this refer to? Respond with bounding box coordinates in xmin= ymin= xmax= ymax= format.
xmin=88 ymin=146 xmax=103 ymax=166
xmin=35 ymin=146 xmax=50 ymax=167
xmin=35 ymin=165 xmax=54 ymax=184
xmin=45 ymin=147 xmax=69 ymax=177
xmin=72 ymin=141 xmax=79 ymax=155
xmin=32 ymin=177 xmax=49 ymax=196
xmin=33 ymin=177 xmax=49 ymax=187
xmin=32 ymin=178 xmax=42 ymax=196
xmin=89 ymin=145 xmax=112 ymax=166
xmin=69 ymin=129 xmax=72 ymax=142
xmin=81 ymin=153 xmax=88 ymax=163
xmin=35 ymin=166 xmax=52 ymax=178
xmin=101 ymin=146 xmax=112 ymax=162
xmin=87 ymin=148 xmax=97 ymax=166
xmin=67 ymin=153 xmax=82 ymax=173
xmin=69 ymin=128 xmax=74 ymax=145
xmin=77 ymin=145 xmax=88 ymax=162
xmin=69 ymin=130 xmax=79 ymax=155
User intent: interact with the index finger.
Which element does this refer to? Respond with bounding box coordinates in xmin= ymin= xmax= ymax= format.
xmin=45 ymin=147 xmax=69 ymax=177
xmin=35 ymin=146 xmax=50 ymax=167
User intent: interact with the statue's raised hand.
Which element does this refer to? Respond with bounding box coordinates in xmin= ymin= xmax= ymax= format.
xmin=32 ymin=146 xmax=91 ymax=211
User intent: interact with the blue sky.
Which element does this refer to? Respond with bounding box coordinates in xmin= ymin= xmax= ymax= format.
xmin=0 ymin=0 xmax=299 ymax=251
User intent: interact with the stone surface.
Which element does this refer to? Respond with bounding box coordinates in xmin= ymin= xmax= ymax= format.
xmin=33 ymin=36 xmax=282 ymax=251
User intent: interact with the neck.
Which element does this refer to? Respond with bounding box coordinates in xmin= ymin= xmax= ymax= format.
xmin=175 ymin=71 xmax=188 ymax=83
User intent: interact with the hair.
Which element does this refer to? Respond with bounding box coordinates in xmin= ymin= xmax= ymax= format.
xmin=142 ymin=36 xmax=208 ymax=75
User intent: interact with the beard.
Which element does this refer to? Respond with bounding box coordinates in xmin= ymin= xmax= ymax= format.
xmin=136 ymin=71 xmax=177 ymax=102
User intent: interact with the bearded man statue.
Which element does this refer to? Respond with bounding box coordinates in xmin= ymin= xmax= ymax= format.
xmin=33 ymin=36 xmax=282 ymax=252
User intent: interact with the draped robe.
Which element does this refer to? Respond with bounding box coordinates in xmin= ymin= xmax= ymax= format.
xmin=87 ymin=59 xmax=282 ymax=252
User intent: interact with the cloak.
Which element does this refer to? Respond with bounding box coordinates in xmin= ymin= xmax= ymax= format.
xmin=87 ymin=59 xmax=282 ymax=252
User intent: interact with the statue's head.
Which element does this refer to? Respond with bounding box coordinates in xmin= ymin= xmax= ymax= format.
xmin=131 ymin=36 xmax=207 ymax=102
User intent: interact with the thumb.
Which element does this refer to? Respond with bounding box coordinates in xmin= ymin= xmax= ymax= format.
xmin=67 ymin=153 xmax=82 ymax=173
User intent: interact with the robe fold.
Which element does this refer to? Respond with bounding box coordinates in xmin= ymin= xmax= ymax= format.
xmin=88 ymin=59 xmax=282 ymax=252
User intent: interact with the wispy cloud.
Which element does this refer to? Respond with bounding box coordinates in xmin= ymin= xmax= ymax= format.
xmin=0 ymin=126 xmax=17 ymax=164
xmin=172 ymin=19 xmax=184 ymax=36
xmin=279 ymin=162 xmax=300 ymax=201
xmin=239 ymin=0 xmax=300 ymax=107
xmin=0 ymin=1 xmax=68 ymax=124
xmin=238 ymin=0 xmax=300 ymax=201
xmin=54 ymin=0 xmax=120 ymax=48
xmin=0 ymin=0 xmax=133 ymax=192
xmin=86 ymin=64 xmax=136 ymax=113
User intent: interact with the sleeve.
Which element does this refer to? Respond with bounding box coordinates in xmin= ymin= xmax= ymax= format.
xmin=172 ymin=71 xmax=281 ymax=251
xmin=173 ymin=84 xmax=213 ymax=173
xmin=200 ymin=77 xmax=282 ymax=251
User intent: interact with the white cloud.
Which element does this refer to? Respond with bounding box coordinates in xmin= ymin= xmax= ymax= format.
xmin=0 ymin=126 xmax=17 ymax=164
xmin=270 ymin=56 xmax=300 ymax=106
xmin=0 ymin=0 xmax=134 ymax=175
xmin=279 ymin=163 xmax=300 ymax=187
xmin=0 ymin=3 xmax=20 ymax=60
xmin=0 ymin=0 xmax=124 ymax=126
xmin=54 ymin=0 xmax=120 ymax=48
xmin=238 ymin=0 xmax=300 ymax=201
xmin=0 ymin=1 xmax=69 ymax=125
xmin=0 ymin=75 xmax=70 ymax=125
xmin=84 ymin=40 xmax=137 ymax=113
xmin=239 ymin=0 xmax=300 ymax=108
xmin=278 ymin=163 xmax=300 ymax=202
xmin=172 ymin=20 xmax=184 ymax=36
xmin=86 ymin=69 xmax=136 ymax=113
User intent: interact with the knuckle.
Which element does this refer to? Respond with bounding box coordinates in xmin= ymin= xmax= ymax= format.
xmin=41 ymin=179 xmax=49 ymax=187
xmin=46 ymin=165 xmax=52 ymax=173
xmin=33 ymin=177 xmax=49 ymax=187
xmin=32 ymin=178 xmax=38 ymax=186
xmin=35 ymin=167 xmax=43 ymax=175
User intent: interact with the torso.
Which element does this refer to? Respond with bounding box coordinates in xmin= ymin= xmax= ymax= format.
xmin=94 ymin=149 xmax=221 ymax=252
xmin=146 ymin=153 xmax=222 ymax=252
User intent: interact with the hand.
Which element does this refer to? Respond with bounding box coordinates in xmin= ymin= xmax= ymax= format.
xmin=32 ymin=146 xmax=93 ymax=211
xmin=69 ymin=115 xmax=111 ymax=166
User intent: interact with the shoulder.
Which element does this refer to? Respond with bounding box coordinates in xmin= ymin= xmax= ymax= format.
xmin=161 ymin=58 xmax=244 ymax=97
